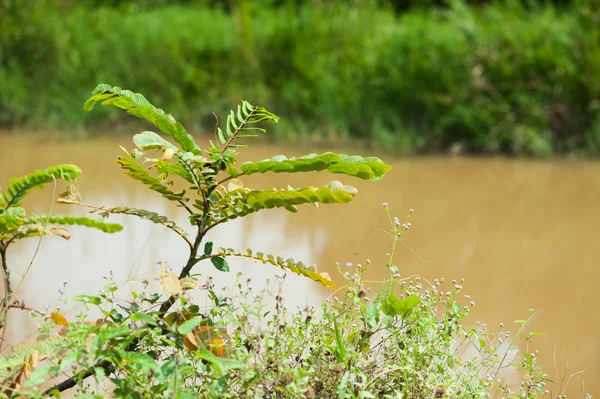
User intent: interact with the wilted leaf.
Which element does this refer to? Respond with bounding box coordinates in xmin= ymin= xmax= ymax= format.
xmin=49 ymin=227 xmax=71 ymax=240
xmin=56 ymin=183 xmax=82 ymax=204
xmin=183 ymin=333 xmax=198 ymax=351
xmin=159 ymin=268 xmax=182 ymax=296
xmin=227 ymin=179 xmax=244 ymax=192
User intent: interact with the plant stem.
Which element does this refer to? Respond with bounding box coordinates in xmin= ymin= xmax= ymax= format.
xmin=48 ymin=181 xmax=218 ymax=393
xmin=0 ymin=245 xmax=10 ymax=296
xmin=43 ymin=360 xmax=114 ymax=395
xmin=158 ymin=228 xmax=205 ymax=315
xmin=0 ymin=244 xmax=10 ymax=353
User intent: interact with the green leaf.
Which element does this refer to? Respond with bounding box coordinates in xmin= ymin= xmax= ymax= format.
xmin=71 ymin=295 xmax=102 ymax=305
xmin=210 ymin=181 xmax=357 ymax=225
xmin=3 ymin=164 xmax=81 ymax=207
xmin=118 ymin=152 xmax=188 ymax=202
xmin=404 ymin=295 xmax=421 ymax=315
xmin=337 ymin=371 xmax=350 ymax=399
xmin=23 ymin=365 xmax=54 ymax=387
xmin=239 ymin=153 xmax=391 ymax=181
xmin=527 ymin=331 xmax=546 ymax=338
xmin=204 ymin=241 xmax=213 ymax=256
xmin=195 ymin=349 xmax=242 ymax=374
xmin=381 ymin=294 xmax=405 ymax=317
xmin=177 ymin=318 xmax=203 ymax=335
xmin=84 ymin=84 xmax=201 ymax=155
xmin=102 ymin=206 xmax=185 ymax=237
xmin=218 ymin=101 xmax=278 ymax=150
xmin=211 ymin=248 xmax=335 ymax=289
xmin=0 ymin=207 xmax=26 ymax=233
xmin=333 ymin=318 xmax=347 ymax=365
xmin=211 ymin=256 xmax=230 ymax=272
xmin=364 ymin=281 xmax=393 ymax=328
xmin=217 ymin=127 xmax=226 ymax=145
xmin=133 ymin=131 xmax=178 ymax=152
xmin=25 ymin=215 xmax=123 ymax=234
xmin=130 ymin=313 xmax=157 ymax=326
xmin=452 ymin=301 xmax=461 ymax=314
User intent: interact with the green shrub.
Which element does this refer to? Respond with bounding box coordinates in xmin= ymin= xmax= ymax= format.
xmin=1 ymin=1 xmax=599 ymax=155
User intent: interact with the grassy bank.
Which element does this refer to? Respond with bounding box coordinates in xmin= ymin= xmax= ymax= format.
xmin=1 ymin=1 xmax=599 ymax=155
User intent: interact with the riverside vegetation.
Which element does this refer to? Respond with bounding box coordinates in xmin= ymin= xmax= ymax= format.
xmin=0 ymin=85 xmax=592 ymax=398
xmin=1 ymin=0 xmax=600 ymax=156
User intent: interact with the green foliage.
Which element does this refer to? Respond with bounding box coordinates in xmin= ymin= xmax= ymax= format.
xmin=216 ymin=100 xmax=279 ymax=149
xmin=208 ymin=181 xmax=357 ymax=224
xmin=2 ymin=2 xmax=600 ymax=155
xmin=24 ymin=215 xmax=123 ymax=234
xmin=0 ymin=207 xmax=26 ymax=233
xmin=210 ymin=247 xmax=335 ymax=288
xmin=117 ymin=150 xmax=189 ymax=202
xmin=78 ymin=84 xmax=389 ymax=287
xmin=1 ymin=165 xmax=81 ymax=208
xmin=0 ymin=79 xmax=586 ymax=397
xmin=84 ymin=84 xmax=202 ymax=155
xmin=0 ymin=212 xmax=578 ymax=398
xmin=98 ymin=206 xmax=187 ymax=237
xmin=236 ymin=153 xmax=391 ymax=180
xmin=0 ymin=335 xmax=67 ymax=382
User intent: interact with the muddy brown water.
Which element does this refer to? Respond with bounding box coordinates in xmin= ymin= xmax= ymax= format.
xmin=0 ymin=131 xmax=598 ymax=396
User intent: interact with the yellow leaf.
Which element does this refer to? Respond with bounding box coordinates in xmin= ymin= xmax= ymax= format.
xmin=209 ymin=338 xmax=226 ymax=357
xmin=159 ymin=268 xmax=182 ymax=296
xmin=51 ymin=312 xmax=69 ymax=326
xmin=194 ymin=326 xmax=231 ymax=357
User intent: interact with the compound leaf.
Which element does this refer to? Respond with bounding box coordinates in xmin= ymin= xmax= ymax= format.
xmin=239 ymin=153 xmax=391 ymax=181
xmin=84 ymin=84 xmax=201 ymax=155
xmin=3 ymin=165 xmax=81 ymax=208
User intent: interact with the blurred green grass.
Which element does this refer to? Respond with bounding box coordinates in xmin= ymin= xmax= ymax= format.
xmin=1 ymin=0 xmax=599 ymax=156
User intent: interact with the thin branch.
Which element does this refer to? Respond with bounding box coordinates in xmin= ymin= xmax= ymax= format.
xmin=0 ymin=246 xmax=9 ymax=296
xmin=78 ymin=202 xmax=193 ymax=249
xmin=44 ymin=360 xmax=113 ymax=395
xmin=14 ymin=176 xmax=56 ymax=299
xmin=7 ymin=303 xmax=44 ymax=316
xmin=177 ymin=199 xmax=194 ymax=215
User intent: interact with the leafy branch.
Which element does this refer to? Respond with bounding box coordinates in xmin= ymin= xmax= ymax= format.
xmin=36 ymin=83 xmax=391 ymax=394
